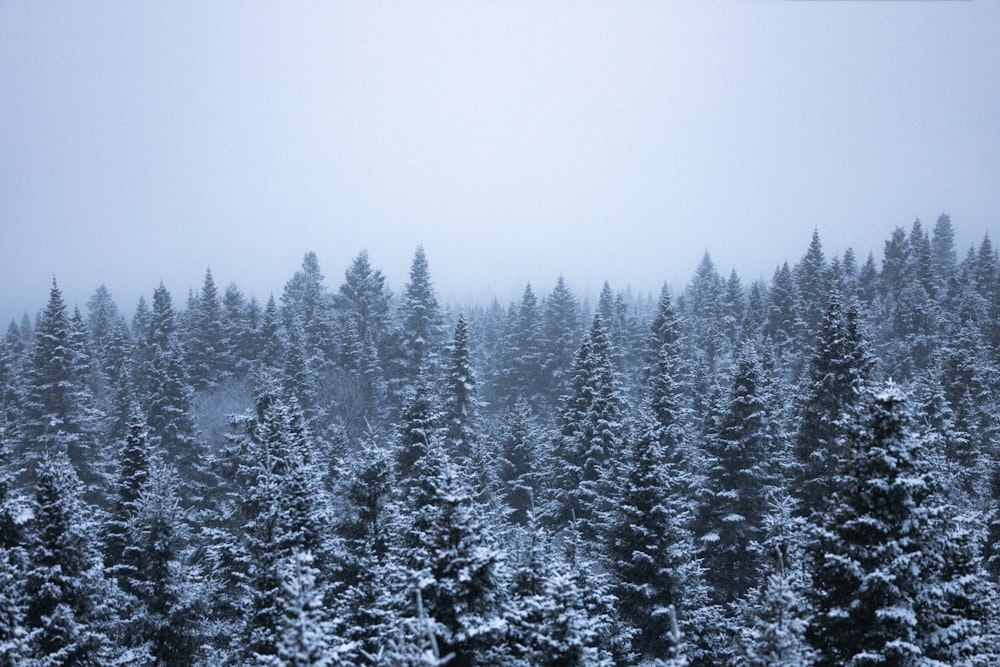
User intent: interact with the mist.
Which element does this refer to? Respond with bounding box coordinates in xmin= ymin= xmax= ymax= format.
xmin=2 ymin=2 xmax=998 ymax=322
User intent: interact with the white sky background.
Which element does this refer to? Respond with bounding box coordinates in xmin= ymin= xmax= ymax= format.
xmin=2 ymin=2 xmax=999 ymax=322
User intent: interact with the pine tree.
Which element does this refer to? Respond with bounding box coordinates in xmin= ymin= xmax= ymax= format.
xmin=698 ymin=340 xmax=779 ymax=604
xmin=395 ymin=246 xmax=444 ymax=390
xmin=186 ymin=268 xmax=227 ymax=390
xmin=765 ymin=262 xmax=803 ymax=376
xmin=549 ymin=313 xmax=627 ymax=534
xmin=795 ymin=296 xmax=874 ymax=516
xmin=603 ymin=412 xmax=711 ymax=662
xmin=333 ymin=251 xmax=393 ymax=433
xmin=104 ymin=406 xmax=151 ymax=591
xmin=234 ymin=375 xmax=332 ymax=665
xmin=443 ymin=315 xmax=480 ymax=466
xmin=496 ymin=284 xmax=545 ymax=407
xmin=541 ymin=276 xmax=580 ymax=406
xmin=24 ymin=452 xmax=116 ymax=665
xmin=334 ymin=431 xmax=397 ymax=664
xmin=740 ymin=495 xmax=817 ymax=667
xmin=807 ymin=385 xmax=997 ymax=666
xmin=143 ymin=310 xmax=201 ymax=498
xmin=22 ymin=280 xmax=102 ymax=483
xmin=282 ymin=252 xmax=336 ymax=368
xmin=276 ymin=550 xmax=343 ymax=667
xmin=0 ymin=425 xmax=28 ymax=666
xmin=126 ymin=457 xmax=205 ymax=666
xmin=795 ymin=229 xmax=828 ymax=342
xmin=496 ymin=397 xmax=545 ymax=525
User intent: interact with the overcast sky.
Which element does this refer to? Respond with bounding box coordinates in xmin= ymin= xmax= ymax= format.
xmin=2 ymin=2 xmax=999 ymax=323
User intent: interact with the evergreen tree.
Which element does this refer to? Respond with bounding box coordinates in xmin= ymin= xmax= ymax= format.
xmin=807 ymin=385 xmax=997 ymax=666
xmin=795 ymin=296 xmax=874 ymax=516
xmin=603 ymin=412 xmax=711 ymax=663
xmin=496 ymin=397 xmax=545 ymax=525
xmin=282 ymin=252 xmax=336 ymax=367
xmin=443 ymin=314 xmax=480 ymax=465
xmin=496 ymin=284 xmax=545 ymax=407
xmin=541 ymin=276 xmax=580 ymax=406
xmin=334 ymin=431 xmax=397 ymax=664
xmin=548 ymin=313 xmax=627 ymax=534
xmin=277 ymin=550 xmax=344 ymax=667
xmin=186 ymin=268 xmax=226 ymax=390
xmin=795 ymin=229 xmax=828 ymax=342
xmin=698 ymin=340 xmax=779 ymax=604
xmin=126 ymin=457 xmax=205 ymax=666
xmin=333 ymin=251 xmax=392 ymax=432
xmin=765 ymin=262 xmax=803 ymax=376
xmin=142 ymin=287 xmax=201 ymax=497
xmin=740 ymin=495 xmax=816 ymax=667
xmin=24 ymin=452 xmax=116 ymax=665
xmin=234 ymin=375 xmax=332 ymax=665
xmin=395 ymin=246 xmax=444 ymax=390
xmin=22 ymin=280 xmax=101 ymax=483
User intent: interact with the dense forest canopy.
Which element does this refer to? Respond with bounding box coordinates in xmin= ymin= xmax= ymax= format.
xmin=2 ymin=215 xmax=1000 ymax=665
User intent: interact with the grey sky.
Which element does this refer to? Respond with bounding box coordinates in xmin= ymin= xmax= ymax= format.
xmin=2 ymin=2 xmax=999 ymax=323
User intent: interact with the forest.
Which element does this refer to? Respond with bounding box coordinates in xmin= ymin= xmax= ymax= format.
xmin=2 ymin=214 xmax=1000 ymax=666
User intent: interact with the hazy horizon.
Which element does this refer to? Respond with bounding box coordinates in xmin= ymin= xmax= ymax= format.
xmin=3 ymin=2 xmax=998 ymax=323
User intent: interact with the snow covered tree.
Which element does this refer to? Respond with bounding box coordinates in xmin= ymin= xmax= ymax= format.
xmin=443 ymin=314 xmax=480 ymax=465
xmin=333 ymin=251 xmax=393 ymax=433
xmin=22 ymin=280 xmax=102 ymax=484
xmin=541 ymin=276 xmax=581 ymax=405
xmin=233 ymin=374 xmax=333 ymax=665
xmin=548 ymin=313 xmax=628 ymax=535
xmin=104 ymin=406 xmax=151 ymax=590
xmin=795 ymin=229 xmax=828 ymax=342
xmin=739 ymin=495 xmax=817 ymax=667
xmin=277 ymin=550 xmax=345 ymax=667
xmin=496 ymin=397 xmax=545 ymax=525
xmin=334 ymin=431 xmax=397 ymax=664
xmin=495 ymin=284 xmax=545 ymax=407
xmin=698 ymin=340 xmax=779 ymax=604
xmin=282 ymin=252 xmax=336 ymax=367
xmin=24 ymin=452 xmax=116 ymax=665
xmin=394 ymin=246 xmax=444 ymax=392
xmin=603 ymin=412 xmax=712 ymax=663
xmin=807 ymin=385 xmax=997 ymax=666
xmin=185 ymin=268 xmax=227 ymax=390
xmin=765 ymin=261 xmax=804 ymax=376
xmin=795 ymin=296 xmax=874 ymax=517
xmin=126 ymin=456 xmax=206 ymax=666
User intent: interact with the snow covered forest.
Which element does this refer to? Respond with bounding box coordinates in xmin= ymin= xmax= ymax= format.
xmin=3 ymin=214 xmax=1000 ymax=666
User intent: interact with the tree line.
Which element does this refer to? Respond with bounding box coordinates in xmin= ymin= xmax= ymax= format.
xmin=1 ymin=214 xmax=1000 ymax=665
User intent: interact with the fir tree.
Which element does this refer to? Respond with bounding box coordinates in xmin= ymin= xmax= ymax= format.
xmin=603 ymin=412 xmax=711 ymax=663
xmin=395 ymin=246 xmax=444 ymax=390
xmin=443 ymin=314 xmax=480 ymax=465
xmin=549 ymin=313 xmax=627 ymax=534
xmin=795 ymin=296 xmax=874 ymax=516
xmin=807 ymin=385 xmax=997 ymax=666
xmin=698 ymin=340 xmax=779 ymax=604
xmin=541 ymin=276 xmax=580 ymax=406
xmin=24 ymin=452 xmax=116 ymax=665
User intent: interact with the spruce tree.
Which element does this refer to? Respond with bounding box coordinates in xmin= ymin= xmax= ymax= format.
xmin=698 ymin=340 xmax=779 ymax=604
xmin=795 ymin=296 xmax=874 ymax=516
xmin=807 ymin=385 xmax=997 ymax=666
xmin=541 ymin=276 xmax=580 ymax=406
xmin=549 ymin=313 xmax=627 ymax=534
xmin=395 ymin=246 xmax=444 ymax=391
xmin=603 ymin=412 xmax=711 ymax=663
xmin=443 ymin=314 xmax=480 ymax=465
xmin=23 ymin=280 xmax=101 ymax=483
xmin=24 ymin=452 xmax=116 ymax=665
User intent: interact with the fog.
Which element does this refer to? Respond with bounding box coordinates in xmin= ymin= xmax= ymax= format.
xmin=2 ymin=2 xmax=999 ymax=322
